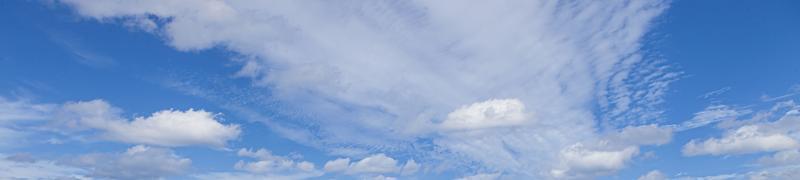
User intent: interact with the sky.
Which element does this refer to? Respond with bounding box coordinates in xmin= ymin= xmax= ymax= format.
xmin=0 ymin=0 xmax=799 ymax=179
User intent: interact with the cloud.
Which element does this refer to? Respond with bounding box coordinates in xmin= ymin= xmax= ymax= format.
xmin=678 ymin=105 xmax=744 ymax=131
xmin=456 ymin=173 xmax=501 ymax=180
xmin=59 ymin=0 xmax=672 ymax=178
xmin=53 ymin=99 xmax=240 ymax=147
xmin=605 ymin=124 xmax=673 ymax=147
xmin=233 ymin=148 xmax=321 ymax=176
xmin=551 ymin=143 xmax=639 ymax=179
xmin=683 ymin=125 xmax=799 ymax=156
xmin=0 ymin=153 xmax=88 ymax=179
xmin=0 ymin=97 xmax=54 ymax=123
xmin=67 ymin=145 xmax=190 ymax=179
xmin=323 ymin=158 xmax=350 ymax=172
xmin=349 ymin=154 xmax=400 ymax=174
xmin=757 ymin=150 xmax=800 ymax=166
xmin=196 ymin=148 xmax=322 ymax=180
xmin=439 ymin=99 xmax=527 ymax=131
xmin=400 ymin=159 xmax=420 ymax=175
xmin=323 ymin=153 xmax=418 ymax=177
xmin=638 ymin=170 xmax=666 ymax=180
xmin=683 ymin=103 xmax=800 ymax=156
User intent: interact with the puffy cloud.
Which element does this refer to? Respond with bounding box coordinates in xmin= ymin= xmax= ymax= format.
xmin=69 ymin=145 xmax=191 ymax=179
xmin=323 ymin=154 xmax=417 ymax=177
xmin=323 ymin=158 xmax=350 ymax=172
xmin=456 ymin=173 xmax=501 ymax=180
xmin=757 ymin=150 xmax=800 ymax=166
xmin=349 ymin=154 xmax=400 ymax=174
xmin=551 ymin=143 xmax=639 ymax=178
xmin=194 ymin=148 xmax=322 ymax=180
xmin=230 ymin=148 xmax=322 ymax=178
xmin=440 ymin=99 xmax=527 ymax=131
xmin=683 ymin=125 xmax=799 ymax=156
xmin=0 ymin=153 xmax=88 ymax=179
xmin=194 ymin=172 xmax=322 ymax=180
xmin=54 ymin=99 xmax=240 ymax=147
xmin=638 ymin=170 xmax=666 ymax=180
xmin=59 ymin=0 xmax=672 ymax=178
xmin=400 ymin=159 xmax=420 ymax=175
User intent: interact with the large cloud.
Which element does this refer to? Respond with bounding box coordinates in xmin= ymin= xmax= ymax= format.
xmin=53 ymin=99 xmax=240 ymax=147
xmin=58 ymin=0 xmax=673 ymax=178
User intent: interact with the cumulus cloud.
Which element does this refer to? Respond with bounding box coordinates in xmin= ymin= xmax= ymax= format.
xmin=551 ymin=143 xmax=639 ymax=178
xmin=439 ymin=99 xmax=527 ymax=131
xmin=59 ymin=0 xmax=672 ymax=178
xmin=683 ymin=125 xmax=799 ymax=156
xmin=323 ymin=158 xmax=350 ymax=172
xmin=195 ymin=148 xmax=322 ymax=179
xmin=683 ymin=103 xmax=800 ymax=156
xmin=53 ymin=99 xmax=240 ymax=147
xmin=68 ymin=145 xmax=190 ymax=179
xmin=349 ymin=154 xmax=400 ymax=174
xmin=400 ymin=159 xmax=420 ymax=176
xmin=456 ymin=173 xmax=501 ymax=180
xmin=757 ymin=150 xmax=800 ymax=166
xmin=233 ymin=148 xmax=321 ymax=176
xmin=323 ymin=153 xmax=418 ymax=177
xmin=638 ymin=170 xmax=666 ymax=180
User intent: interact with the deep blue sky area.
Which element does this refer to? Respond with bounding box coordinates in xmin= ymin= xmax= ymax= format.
xmin=1 ymin=0 xmax=799 ymax=179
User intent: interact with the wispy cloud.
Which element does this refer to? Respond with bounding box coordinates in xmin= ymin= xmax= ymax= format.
xmin=59 ymin=0 xmax=673 ymax=178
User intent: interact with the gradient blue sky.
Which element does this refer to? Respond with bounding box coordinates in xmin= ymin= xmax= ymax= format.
xmin=1 ymin=0 xmax=799 ymax=179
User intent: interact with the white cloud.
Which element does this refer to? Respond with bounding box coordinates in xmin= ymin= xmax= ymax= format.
xmin=195 ymin=148 xmax=322 ymax=180
xmin=59 ymin=0 xmax=671 ymax=178
xmin=400 ymin=159 xmax=420 ymax=175
xmin=551 ymin=143 xmax=639 ymax=178
xmin=679 ymin=105 xmax=744 ymax=131
xmin=606 ymin=124 xmax=673 ymax=147
xmin=0 ymin=154 xmax=88 ymax=179
xmin=757 ymin=150 xmax=800 ymax=166
xmin=440 ymin=99 xmax=527 ymax=131
xmin=69 ymin=145 xmax=191 ymax=179
xmin=323 ymin=158 xmax=350 ymax=172
xmin=0 ymin=97 xmax=54 ymax=123
xmin=323 ymin=153 xmax=417 ymax=177
xmin=349 ymin=154 xmax=400 ymax=174
xmin=456 ymin=173 xmax=501 ymax=180
xmin=638 ymin=170 xmax=666 ymax=180
xmin=683 ymin=125 xmax=799 ymax=156
xmin=195 ymin=172 xmax=322 ymax=180
xmin=54 ymin=99 xmax=240 ymax=147
xmin=234 ymin=148 xmax=320 ymax=175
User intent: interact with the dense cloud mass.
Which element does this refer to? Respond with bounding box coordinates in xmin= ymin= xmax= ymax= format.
xmin=59 ymin=0 xmax=674 ymax=178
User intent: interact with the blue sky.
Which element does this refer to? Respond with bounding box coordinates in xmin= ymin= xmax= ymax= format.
xmin=1 ymin=0 xmax=799 ymax=179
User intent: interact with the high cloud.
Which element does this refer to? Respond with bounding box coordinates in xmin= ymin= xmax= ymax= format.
xmin=54 ymin=99 xmax=240 ymax=147
xmin=59 ymin=0 xmax=673 ymax=178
